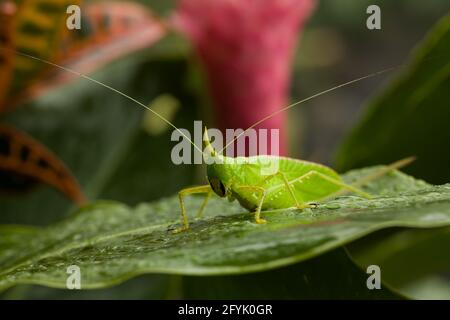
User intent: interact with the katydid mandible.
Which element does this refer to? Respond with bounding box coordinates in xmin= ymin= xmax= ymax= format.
xmin=11 ymin=50 xmax=415 ymax=234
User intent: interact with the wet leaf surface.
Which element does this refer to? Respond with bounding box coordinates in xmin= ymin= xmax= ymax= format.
xmin=1 ymin=166 xmax=449 ymax=291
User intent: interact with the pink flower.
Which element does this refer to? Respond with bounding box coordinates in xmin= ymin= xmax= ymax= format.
xmin=173 ymin=0 xmax=315 ymax=155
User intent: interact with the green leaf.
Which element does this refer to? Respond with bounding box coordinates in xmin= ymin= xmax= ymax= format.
xmin=335 ymin=12 xmax=450 ymax=184
xmin=348 ymin=226 xmax=450 ymax=286
xmin=347 ymin=226 xmax=450 ymax=300
xmin=1 ymin=166 xmax=449 ymax=292
xmin=1 ymin=275 xmax=174 ymax=300
xmin=401 ymin=275 xmax=450 ymax=300
xmin=183 ymin=248 xmax=404 ymax=299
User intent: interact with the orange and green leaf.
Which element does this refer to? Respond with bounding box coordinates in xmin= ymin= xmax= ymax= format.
xmin=0 ymin=124 xmax=86 ymax=204
xmin=0 ymin=0 xmax=17 ymax=110
xmin=6 ymin=0 xmax=78 ymax=108
xmin=7 ymin=1 xmax=167 ymax=108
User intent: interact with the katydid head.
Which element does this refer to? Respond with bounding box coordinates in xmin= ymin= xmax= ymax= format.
xmin=203 ymin=127 xmax=231 ymax=198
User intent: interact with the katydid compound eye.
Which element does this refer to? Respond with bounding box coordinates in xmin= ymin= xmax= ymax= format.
xmin=219 ymin=181 xmax=226 ymax=196
xmin=209 ymin=178 xmax=226 ymax=197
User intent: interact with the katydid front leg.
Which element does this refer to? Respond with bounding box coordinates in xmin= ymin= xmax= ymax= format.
xmin=175 ymin=185 xmax=211 ymax=233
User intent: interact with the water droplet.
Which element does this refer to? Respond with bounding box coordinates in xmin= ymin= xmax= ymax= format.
xmin=420 ymin=213 xmax=448 ymax=222
xmin=325 ymin=203 xmax=340 ymax=210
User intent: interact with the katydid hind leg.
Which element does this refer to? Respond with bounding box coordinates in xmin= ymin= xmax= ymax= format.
xmin=289 ymin=170 xmax=373 ymax=201
xmin=264 ymin=172 xmax=312 ymax=210
xmin=324 ymin=156 xmax=416 ymax=200
xmin=350 ymin=156 xmax=416 ymax=189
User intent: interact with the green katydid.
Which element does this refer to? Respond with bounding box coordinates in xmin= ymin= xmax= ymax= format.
xmin=12 ymin=50 xmax=414 ymax=234
xmin=174 ymin=129 xmax=414 ymax=233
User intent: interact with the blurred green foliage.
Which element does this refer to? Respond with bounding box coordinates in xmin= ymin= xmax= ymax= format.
xmin=336 ymin=13 xmax=450 ymax=184
xmin=292 ymin=0 xmax=450 ymax=162
xmin=0 ymin=36 xmax=197 ymax=225
xmin=1 ymin=0 xmax=450 ymax=300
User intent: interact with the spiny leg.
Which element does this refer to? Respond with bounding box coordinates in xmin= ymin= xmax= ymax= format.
xmin=237 ymin=185 xmax=267 ymax=224
xmin=351 ymin=157 xmax=416 ymax=189
xmin=263 ymin=172 xmax=312 ymax=209
xmin=291 ymin=170 xmax=373 ymax=200
xmin=323 ymin=157 xmax=416 ymax=200
xmin=174 ymin=185 xmax=211 ymax=233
